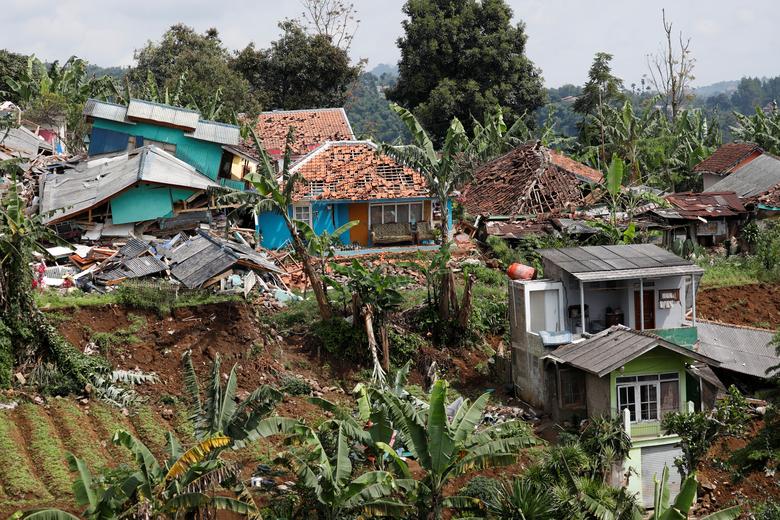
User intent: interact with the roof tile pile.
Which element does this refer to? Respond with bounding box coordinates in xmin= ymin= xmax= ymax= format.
xmin=290 ymin=141 xmax=429 ymax=201
xmin=665 ymin=191 xmax=747 ymax=218
xmin=254 ymin=108 xmax=354 ymax=159
xmin=693 ymin=142 xmax=762 ymax=175
xmin=460 ymin=142 xmax=591 ymax=218
xmin=549 ymin=151 xmax=603 ymax=183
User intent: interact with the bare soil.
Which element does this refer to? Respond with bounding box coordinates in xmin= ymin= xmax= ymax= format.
xmin=697 ymin=283 xmax=780 ymax=329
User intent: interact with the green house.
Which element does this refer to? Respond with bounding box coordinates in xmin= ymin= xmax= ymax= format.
xmin=544 ymin=326 xmax=719 ymax=507
xmin=83 ymin=98 xmax=243 ymax=188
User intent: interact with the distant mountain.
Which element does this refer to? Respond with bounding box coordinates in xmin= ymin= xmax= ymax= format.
xmin=369 ymin=63 xmax=398 ymax=78
xmin=693 ymin=80 xmax=740 ymax=99
xmin=345 ymin=72 xmax=410 ymax=144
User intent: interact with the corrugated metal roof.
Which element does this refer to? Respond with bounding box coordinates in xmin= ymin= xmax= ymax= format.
xmin=40 ymin=146 xmax=217 ymax=224
xmin=694 ymin=320 xmax=778 ymax=379
xmin=0 ymin=126 xmax=53 ymax=157
xmin=665 ymin=191 xmax=746 ymax=218
xmin=127 ymin=99 xmax=200 ymax=130
xmin=83 ymin=99 xmax=130 ymax=123
xmin=706 ymin=154 xmax=780 ymax=198
xmin=540 ymin=244 xmax=702 ymax=281
xmin=547 ymin=326 xmax=717 ymax=377
xmin=186 ymin=120 xmax=240 ymax=145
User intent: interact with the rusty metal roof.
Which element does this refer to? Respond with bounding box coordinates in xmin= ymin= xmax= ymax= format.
xmin=664 ymin=191 xmax=747 ymax=218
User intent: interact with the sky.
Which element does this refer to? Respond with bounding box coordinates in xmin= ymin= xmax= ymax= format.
xmin=2 ymin=0 xmax=778 ymax=88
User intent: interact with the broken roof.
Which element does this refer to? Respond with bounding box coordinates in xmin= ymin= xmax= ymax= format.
xmin=539 ymin=244 xmax=703 ymax=281
xmin=460 ymin=142 xmax=592 ymax=218
xmin=168 ymin=231 xmax=282 ymax=289
xmin=693 ymin=142 xmax=762 ymax=175
xmin=0 ymin=125 xmax=53 ymax=158
xmin=705 ymin=153 xmax=780 ymax=199
xmin=40 ymin=146 xmax=217 ymax=224
xmin=546 ymin=326 xmax=717 ymax=377
xmin=663 ymin=191 xmax=747 ymax=219
xmin=289 ymin=140 xmax=430 ymax=201
xmin=83 ymin=99 xmax=240 ymax=146
xmin=549 ymin=150 xmax=603 ymax=183
xmin=254 ymin=108 xmax=354 ymax=159
xmin=694 ymin=320 xmax=778 ymax=380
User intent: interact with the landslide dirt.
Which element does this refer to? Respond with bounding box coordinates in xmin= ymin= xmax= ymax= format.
xmin=697 ymin=283 xmax=780 ymax=329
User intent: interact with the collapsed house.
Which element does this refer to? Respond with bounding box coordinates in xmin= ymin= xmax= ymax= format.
xmin=643 ymin=191 xmax=749 ymax=247
xmin=460 ymin=142 xmax=601 ymax=242
xmin=39 ymin=146 xmax=218 ymax=239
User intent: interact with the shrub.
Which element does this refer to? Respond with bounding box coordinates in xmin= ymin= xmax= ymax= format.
xmin=459 ymin=476 xmax=501 ymax=504
xmin=312 ymin=317 xmax=367 ymax=363
xmin=387 ymin=327 xmax=424 ymax=366
xmin=463 ymin=264 xmax=506 ymax=287
xmin=754 ymin=500 xmax=780 ymax=520
xmin=115 ymin=282 xmax=177 ymax=316
xmin=0 ymin=320 xmax=12 ymax=389
xmin=280 ymin=375 xmax=312 ymax=396
xmin=469 ymin=285 xmax=508 ymax=337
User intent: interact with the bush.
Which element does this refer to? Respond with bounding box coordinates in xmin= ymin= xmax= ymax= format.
xmin=115 ymin=282 xmax=178 ymax=316
xmin=280 ymin=375 xmax=312 ymax=396
xmin=754 ymin=500 xmax=780 ymax=520
xmin=469 ymin=285 xmax=508 ymax=337
xmin=312 ymin=317 xmax=367 ymax=363
xmin=463 ymin=264 xmax=506 ymax=287
xmin=387 ymin=327 xmax=424 ymax=366
xmin=0 ymin=320 xmax=12 ymax=389
xmin=459 ymin=476 xmax=501 ymax=504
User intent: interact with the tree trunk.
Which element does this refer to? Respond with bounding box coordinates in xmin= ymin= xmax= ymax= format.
xmin=351 ymin=293 xmax=361 ymax=329
xmin=289 ymin=228 xmax=332 ymax=320
xmin=380 ymin=323 xmax=389 ymax=372
xmin=438 ymin=270 xmax=450 ymax=324
xmin=457 ymin=274 xmax=474 ymax=329
xmin=363 ymin=305 xmax=385 ymax=385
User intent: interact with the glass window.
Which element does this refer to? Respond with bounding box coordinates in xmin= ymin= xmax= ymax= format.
xmin=294 ymin=205 xmax=311 ymax=224
xmin=397 ymin=204 xmax=409 ymax=223
xmin=639 ymin=383 xmax=658 ymax=421
xmin=618 ymin=386 xmax=636 ymax=422
xmin=370 ymin=205 xmax=383 ymax=226
xmin=410 ymin=203 xmax=423 ymax=223
xmin=383 ymin=205 xmax=397 ymax=223
xmin=660 ymin=380 xmax=680 ymax=416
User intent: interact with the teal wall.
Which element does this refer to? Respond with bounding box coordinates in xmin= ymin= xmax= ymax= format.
xmin=91 ymin=119 xmax=224 ymax=180
xmin=110 ymin=183 xmax=195 ymax=224
xmin=651 ymin=327 xmax=698 ymax=348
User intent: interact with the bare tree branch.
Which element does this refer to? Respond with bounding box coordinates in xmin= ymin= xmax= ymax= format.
xmin=300 ymin=0 xmax=360 ymax=51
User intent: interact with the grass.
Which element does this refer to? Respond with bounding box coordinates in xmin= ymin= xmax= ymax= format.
xmin=697 ymin=255 xmax=761 ymax=289
xmin=49 ymin=399 xmax=109 ymax=473
xmin=36 ymin=290 xmax=117 ymax=309
xmin=129 ymin=405 xmax=170 ymax=454
xmin=89 ymin=402 xmax=135 ymax=464
xmin=18 ymin=404 xmax=73 ymax=497
xmin=0 ymin=410 xmax=51 ymax=499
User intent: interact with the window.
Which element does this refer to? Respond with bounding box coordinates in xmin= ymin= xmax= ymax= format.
xmin=617 ymin=373 xmax=680 ymax=422
xmin=560 ymin=369 xmax=585 ymax=408
xmin=309 ymin=181 xmax=326 ymax=196
xmin=294 ymin=204 xmax=311 ymax=225
xmin=370 ymin=202 xmax=425 ymax=225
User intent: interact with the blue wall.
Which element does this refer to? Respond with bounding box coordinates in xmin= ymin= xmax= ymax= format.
xmin=258 ymin=197 xmax=449 ymax=250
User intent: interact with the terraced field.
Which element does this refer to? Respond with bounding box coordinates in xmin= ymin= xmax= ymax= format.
xmin=0 ymin=399 xmax=193 ymax=517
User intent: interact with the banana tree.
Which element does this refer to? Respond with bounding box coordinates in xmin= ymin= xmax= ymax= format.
xmin=732 ymin=102 xmax=780 ymax=155
xmin=19 ymin=430 xmax=259 ymax=520
xmin=296 ymin=219 xmax=359 ymax=276
xmin=282 ymin=419 xmax=411 ymax=520
xmin=217 ymin=127 xmax=333 ymax=319
xmin=649 ymin=467 xmax=740 ymax=520
xmin=182 ymin=351 xmax=297 ymax=448
xmin=370 ymin=379 xmax=539 ymax=520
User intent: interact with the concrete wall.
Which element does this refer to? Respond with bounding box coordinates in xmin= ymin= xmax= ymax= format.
xmin=90 ymin=119 xmax=224 ymax=180
xmin=586 ymin=373 xmax=611 ymax=417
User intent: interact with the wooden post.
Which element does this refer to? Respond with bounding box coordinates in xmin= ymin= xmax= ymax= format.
xmin=639 ymin=278 xmax=645 ymax=331
xmin=579 ymin=281 xmax=586 ymax=335
xmin=691 ymin=274 xmax=697 ymax=326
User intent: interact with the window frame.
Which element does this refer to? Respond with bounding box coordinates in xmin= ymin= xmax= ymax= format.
xmin=559 ymin=368 xmax=586 ymax=409
xmin=293 ymin=203 xmax=312 ymax=226
xmin=616 ymin=372 xmax=680 ymax=423
xmin=369 ymin=202 xmax=426 ymax=226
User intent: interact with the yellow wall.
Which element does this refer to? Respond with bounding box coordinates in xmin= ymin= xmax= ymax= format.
xmin=230 ymin=155 xmax=258 ymax=180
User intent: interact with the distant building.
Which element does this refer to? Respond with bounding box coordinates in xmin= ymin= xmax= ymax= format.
xmin=694 ymin=142 xmax=763 ymax=191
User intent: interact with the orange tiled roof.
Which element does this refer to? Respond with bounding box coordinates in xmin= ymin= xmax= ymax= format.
xmin=549 ymin=150 xmax=603 ymax=183
xmin=254 ymin=108 xmax=354 ymax=159
xmin=693 ymin=142 xmax=762 ymax=175
xmin=289 ymin=141 xmax=430 ymax=202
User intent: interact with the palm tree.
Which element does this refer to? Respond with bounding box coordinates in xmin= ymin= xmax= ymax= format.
xmin=20 ymin=430 xmax=259 ymax=519
xmin=369 ymin=379 xmax=539 ymax=519
xmin=217 ymin=127 xmax=333 ymax=320
xmin=182 ymin=351 xmax=297 ymax=448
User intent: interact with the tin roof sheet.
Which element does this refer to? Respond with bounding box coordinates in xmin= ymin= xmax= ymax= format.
xmin=694 ymin=320 xmax=778 ymax=379
xmin=185 ymin=120 xmax=240 ymax=145
xmin=127 ymin=99 xmax=200 ymax=129
xmin=706 ymin=154 xmax=780 ymax=199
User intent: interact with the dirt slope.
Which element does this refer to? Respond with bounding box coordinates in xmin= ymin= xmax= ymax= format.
xmin=697 ymin=283 xmax=780 ymax=329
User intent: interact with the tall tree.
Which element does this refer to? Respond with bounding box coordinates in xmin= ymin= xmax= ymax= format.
xmin=573 ymin=52 xmax=625 ymax=117
xmin=232 ymin=21 xmax=361 ymax=111
xmin=387 ymin=0 xmax=545 ymax=144
xmin=128 ymin=24 xmax=259 ymax=118
xmin=646 ymin=9 xmax=695 ymax=122
xmin=0 ymin=49 xmax=30 ymax=105
xmin=299 ymin=0 xmax=360 ymax=51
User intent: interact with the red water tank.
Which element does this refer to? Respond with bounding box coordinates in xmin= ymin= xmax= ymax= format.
xmin=507 ymin=263 xmax=535 ymax=280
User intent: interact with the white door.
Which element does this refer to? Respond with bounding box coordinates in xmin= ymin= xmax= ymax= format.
xmin=641 ymin=444 xmax=683 ymax=508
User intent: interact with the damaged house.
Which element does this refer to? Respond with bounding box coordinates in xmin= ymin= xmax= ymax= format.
xmin=509 ymin=244 xmax=719 ymax=506
xmin=40 ymin=146 xmax=218 ymax=239
xmin=257 ymin=140 xmax=448 ymax=249
xmin=460 ymin=142 xmax=601 ymax=241
xmin=694 ymin=142 xmax=764 ymax=191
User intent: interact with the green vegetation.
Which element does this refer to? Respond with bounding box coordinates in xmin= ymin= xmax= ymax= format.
xmin=698 ymin=255 xmax=760 ymax=288
xmin=128 ymin=405 xmax=170 ymax=455
xmin=35 ymin=291 xmax=117 ymax=310
xmin=87 ymin=402 xmax=135 ymax=464
xmin=280 ymin=375 xmax=313 ymax=396
xmin=18 ymin=404 xmax=73 ymax=497
xmin=88 ymin=314 xmax=145 ymax=354
xmin=49 ymin=399 xmax=107 ymax=473
xmin=0 ymin=410 xmax=51 ymax=499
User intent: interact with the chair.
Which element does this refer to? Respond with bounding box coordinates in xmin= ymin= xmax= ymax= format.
xmin=371 ymin=222 xmax=414 ymax=245
xmin=415 ymin=221 xmax=436 ymax=243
